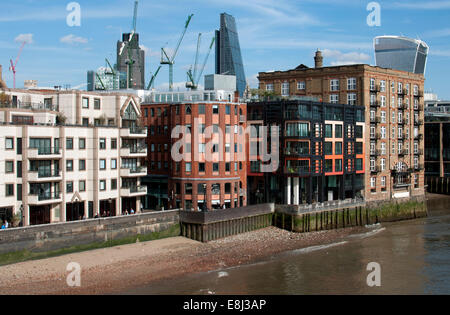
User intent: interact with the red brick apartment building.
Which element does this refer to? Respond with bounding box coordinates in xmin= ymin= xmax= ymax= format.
xmin=257 ymin=51 xmax=425 ymax=202
xmin=141 ymin=95 xmax=247 ymax=211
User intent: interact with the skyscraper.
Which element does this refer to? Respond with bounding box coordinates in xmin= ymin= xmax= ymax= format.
xmin=117 ymin=33 xmax=145 ymax=90
xmin=374 ymin=36 xmax=429 ymax=75
xmin=215 ymin=13 xmax=246 ymax=97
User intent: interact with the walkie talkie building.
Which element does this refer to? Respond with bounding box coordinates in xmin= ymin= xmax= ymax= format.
xmin=374 ymin=36 xmax=429 ymax=75
xmin=215 ymin=13 xmax=246 ymax=97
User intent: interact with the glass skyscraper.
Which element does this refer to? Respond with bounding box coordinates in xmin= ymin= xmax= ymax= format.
xmin=215 ymin=13 xmax=246 ymax=96
xmin=374 ymin=36 xmax=429 ymax=75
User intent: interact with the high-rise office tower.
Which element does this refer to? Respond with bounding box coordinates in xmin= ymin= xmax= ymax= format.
xmin=215 ymin=13 xmax=246 ymax=97
xmin=117 ymin=33 xmax=145 ymax=90
xmin=374 ymin=36 xmax=429 ymax=75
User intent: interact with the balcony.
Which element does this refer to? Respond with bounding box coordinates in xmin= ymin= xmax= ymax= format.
xmin=370 ymin=117 xmax=381 ymax=124
xmin=414 ymin=164 xmax=424 ymax=171
xmin=239 ymin=115 xmax=246 ymax=123
xmin=28 ymin=170 xmax=62 ymax=182
xmin=120 ymin=146 xmax=147 ymax=157
xmin=120 ymin=185 xmax=147 ymax=197
xmin=120 ymin=127 xmax=148 ymax=138
xmin=398 ymin=149 xmax=408 ymax=156
xmin=398 ymin=88 xmax=407 ymax=96
xmin=414 ymin=105 xmax=424 ymax=111
xmin=370 ymin=149 xmax=381 ymax=157
xmin=28 ymin=147 xmax=62 ymax=159
xmin=369 ymin=101 xmax=380 ymax=108
xmin=414 ymin=134 xmax=424 ymax=141
xmin=28 ymin=192 xmax=62 ymax=205
xmin=370 ymin=166 xmax=380 ymax=174
xmin=414 ymin=149 xmax=424 ymax=155
xmin=120 ymin=166 xmax=147 ymax=177
xmin=414 ymin=119 xmax=423 ymax=126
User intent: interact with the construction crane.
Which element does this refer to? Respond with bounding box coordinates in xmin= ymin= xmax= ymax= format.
xmin=160 ymin=14 xmax=193 ymax=91
xmin=186 ymin=37 xmax=215 ymax=91
xmin=96 ymin=73 xmax=107 ymax=90
xmin=147 ymin=65 xmax=162 ymax=90
xmin=9 ymin=41 xmax=26 ymax=89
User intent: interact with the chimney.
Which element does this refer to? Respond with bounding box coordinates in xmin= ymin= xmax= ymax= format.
xmin=314 ymin=50 xmax=323 ymax=68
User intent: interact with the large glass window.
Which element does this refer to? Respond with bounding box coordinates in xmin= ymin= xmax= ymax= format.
xmin=286 ymin=123 xmax=309 ymax=137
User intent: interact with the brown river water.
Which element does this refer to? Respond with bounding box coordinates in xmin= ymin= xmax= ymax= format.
xmin=125 ymin=195 xmax=450 ymax=295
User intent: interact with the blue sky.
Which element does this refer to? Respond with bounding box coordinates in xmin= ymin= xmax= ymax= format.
xmin=1 ymin=0 xmax=450 ymax=98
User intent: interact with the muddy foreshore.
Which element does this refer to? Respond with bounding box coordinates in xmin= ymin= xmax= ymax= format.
xmin=0 ymin=226 xmax=365 ymax=295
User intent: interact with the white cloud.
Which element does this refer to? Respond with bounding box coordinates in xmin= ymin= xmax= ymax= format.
xmin=15 ymin=33 xmax=33 ymax=44
xmin=60 ymin=34 xmax=88 ymax=45
xmin=322 ymin=49 xmax=371 ymax=66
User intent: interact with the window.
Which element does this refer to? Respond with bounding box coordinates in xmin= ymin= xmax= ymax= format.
xmin=226 ymin=105 xmax=230 ymax=115
xmin=356 ymin=142 xmax=363 ymax=155
xmin=213 ymin=163 xmax=219 ymax=172
xmin=185 ymin=105 xmax=192 ymax=115
xmin=370 ymin=177 xmax=376 ymax=189
xmin=381 ymin=158 xmax=386 ymax=171
xmin=67 ymin=181 xmax=74 ymax=193
xmin=79 ymin=159 xmax=86 ymax=171
xmin=324 ymin=142 xmax=333 ymax=155
xmin=325 ymin=124 xmax=332 ymax=138
xmin=381 ymin=95 xmax=386 ymax=107
xmin=5 ymin=138 xmax=14 ymax=150
xmin=5 ymin=161 xmax=14 ymax=173
xmin=111 ymin=139 xmax=117 ymax=149
xmin=381 ymin=176 xmax=386 ymax=187
xmin=225 ymin=163 xmax=230 ymax=172
xmin=281 ymin=82 xmax=290 ymax=96
xmin=355 ymin=126 xmax=363 ymax=139
xmin=82 ymin=97 xmax=89 ymax=109
xmin=79 ymin=180 xmax=86 ymax=192
xmin=186 ymin=163 xmax=192 ymax=173
xmin=347 ymin=78 xmax=356 ymax=90
xmin=330 ymin=94 xmax=339 ymax=104
xmin=185 ymin=183 xmax=192 ymax=195
xmin=347 ymin=93 xmax=357 ymax=105
xmin=356 ymin=159 xmax=363 ymax=171
xmin=99 ymin=138 xmax=106 ymax=149
xmin=66 ymin=160 xmax=73 ymax=172
xmin=100 ymin=159 xmax=106 ymax=170
xmin=198 ymin=104 xmax=205 ymax=114
xmin=79 ymin=138 xmax=86 ymax=149
xmin=335 ymin=159 xmax=342 ymax=172
xmin=266 ymin=83 xmax=274 ymax=91
xmin=335 ymin=125 xmax=343 ymax=138
xmin=370 ymin=78 xmax=376 ymax=91
xmin=66 ymin=138 xmax=73 ymax=150
xmin=335 ymin=142 xmax=342 ymax=155
xmin=82 ymin=118 xmax=89 ymax=126
xmin=297 ymin=81 xmax=306 ymax=90
xmin=213 ymin=105 xmax=219 ymax=114
xmin=380 ymin=80 xmax=386 ymax=92
xmin=330 ymin=79 xmax=340 ymax=91
xmin=94 ymin=98 xmax=101 ymax=110
xmin=111 ymin=159 xmax=117 ymax=170
xmin=5 ymin=184 xmax=14 ymax=197
xmin=199 ymin=163 xmax=205 ymax=173
xmin=99 ymin=180 xmax=106 ymax=191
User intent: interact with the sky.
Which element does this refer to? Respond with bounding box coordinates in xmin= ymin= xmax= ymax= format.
xmin=1 ymin=0 xmax=450 ymax=98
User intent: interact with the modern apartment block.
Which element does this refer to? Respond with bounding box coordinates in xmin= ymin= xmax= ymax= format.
xmin=424 ymin=100 xmax=450 ymax=177
xmin=141 ymin=90 xmax=247 ymax=211
xmin=215 ymin=13 xmax=246 ymax=97
xmin=0 ymin=87 xmax=147 ymax=226
xmin=257 ymin=52 xmax=426 ymax=202
xmin=247 ymin=100 xmax=365 ymax=205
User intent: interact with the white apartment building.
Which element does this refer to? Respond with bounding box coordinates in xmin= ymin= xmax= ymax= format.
xmin=0 ymin=88 xmax=147 ymax=226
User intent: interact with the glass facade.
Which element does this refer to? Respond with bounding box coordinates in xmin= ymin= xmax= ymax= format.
xmin=374 ymin=36 xmax=429 ymax=75
xmin=215 ymin=13 xmax=246 ymax=96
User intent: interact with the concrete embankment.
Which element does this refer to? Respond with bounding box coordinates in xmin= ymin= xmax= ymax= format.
xmin=273 ymin=197 xmax=427 ymax=233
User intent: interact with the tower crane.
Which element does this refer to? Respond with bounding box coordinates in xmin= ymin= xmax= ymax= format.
xmin=160 ymin=14 xmax=193 ymax=91
xmin=119 ymin=0 xmax=139 ymax=89
xmin=147 ymin=65 xmax=161 ymax=90
xmin=186 ymin=37 xmax=215 ymax=91
xmin=9 ymin=41 xmax=26 ymax=89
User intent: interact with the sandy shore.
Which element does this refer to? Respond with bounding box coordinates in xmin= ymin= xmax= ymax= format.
xmin=0 ymin=226 xmax=364 ymax=295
